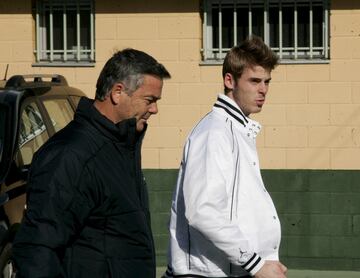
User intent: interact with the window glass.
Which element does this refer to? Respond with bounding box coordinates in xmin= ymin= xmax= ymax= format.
xmin=18 ymin=102 xmax=49 ymax=166
xmin=221 ymin=7 xmax=234 ymax=49
xmin=0 ymin=105 xmax=6 ymax=164
xmin=43 ymin=98 xmax=74 ymax=133
xmin=282 ymin=6 xmax=294 ymax=48
xmin=269 ymin=7 xmax=278 ymax=48
xmin=298 ymin=6 xmax=310 ymax=47
xmin=236 ymin=7 xmax=248 ymax=45
xmin=251 ymin=7 xmax=264 ymax=38
xmin=70 ymin=95 xmax=82 ymax=109
xmin=313 ymin=5 xmax=323 ymax=47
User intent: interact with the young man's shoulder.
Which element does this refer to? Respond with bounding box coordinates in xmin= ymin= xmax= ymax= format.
xmin=191 ymin=110 xmax=232 ymax=135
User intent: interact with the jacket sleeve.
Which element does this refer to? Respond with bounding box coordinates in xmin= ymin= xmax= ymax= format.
xmin=182 ymin=129 xmax=264 ymax=276
xmin=12 ymin=142 xmax=97 ymax=277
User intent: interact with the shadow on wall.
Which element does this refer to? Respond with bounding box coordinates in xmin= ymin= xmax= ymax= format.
xmin=2 ymin=0 xmax=360 ymax=14
xmin=93 ymin=0 xmax=198 ymax=14
xmin=0 ymin=0 xmax=198 ymax=15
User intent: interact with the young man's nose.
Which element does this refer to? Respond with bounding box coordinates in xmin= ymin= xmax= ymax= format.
xmin=259 ymin=82 xmax=268 ymax=94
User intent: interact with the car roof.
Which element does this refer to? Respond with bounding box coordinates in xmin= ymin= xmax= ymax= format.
xmin=1 ymin=74 xmax=84 ymax=98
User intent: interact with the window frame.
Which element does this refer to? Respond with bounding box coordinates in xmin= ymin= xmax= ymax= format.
xmin=201 ymin=0 xmax=330 ymax=64
xmin=33 ymin=0 xmax=95 ymax=67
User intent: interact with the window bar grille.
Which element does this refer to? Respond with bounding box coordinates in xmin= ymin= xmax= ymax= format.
xmin=202 ymin=0 xmax=208 ymax=60
xmin=63 ymin=3 xmax=67 ymax=62
xmin=248 ymin=1 xmax=252 ymax=36
xmin=309 ymin=0 xmax=313 ymax=59
xmin=294 ymin=0 xmax=298 ymax=59
xmin=90 ymin=0 xmax=95 ymax=61
xmin=279 ymin=1 xmax=283 ymax=59
xmin=76 ymin=1 xmax=81 ymax=62
xmin=233 ymin=1 xmax=237 ymax=46
xmin=36 ymin=0 xmax=40 ymax=62
xmin=49 ymin=2 xmax=54 ymax=62
xmin=324 ymin=0 xmax=329 ymax=59
xmin=218 ymin=1 xmax=223 ymax=59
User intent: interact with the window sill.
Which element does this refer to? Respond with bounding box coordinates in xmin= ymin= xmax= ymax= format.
xmin=200 ymin=59 xmax=330 ymax=66
xmin=32 ymin=62 xmax=95 ymax=67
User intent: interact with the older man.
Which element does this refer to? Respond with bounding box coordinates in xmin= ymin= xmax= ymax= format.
xmin=13 ymin=49 xmax=170 ymax=278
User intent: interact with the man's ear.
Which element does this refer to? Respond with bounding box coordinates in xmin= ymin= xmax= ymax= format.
xmin=224 ymin=73 xmax=235 ymax=91
xmin=110 ymin=83 xmax=125 ymax=105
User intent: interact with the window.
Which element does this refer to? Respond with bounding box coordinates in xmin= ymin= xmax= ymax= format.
xmin=202 ymin=0 xmax=329 ymax=63
xmin=70 ymin=95 xmax=82 ymax=109
xmin=0 ymin=105 xmax=6 ymax=165
xmin=43 ymin=98 xmax=75 ymax=132
xmin=34 ymin=0 xmax=95 ymax=66
xmin=18 ymin=102 xmax=49 ymax=165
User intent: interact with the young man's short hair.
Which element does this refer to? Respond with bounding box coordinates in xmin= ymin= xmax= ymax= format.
xmin=222 ymin=35 xmax=278 ymax=93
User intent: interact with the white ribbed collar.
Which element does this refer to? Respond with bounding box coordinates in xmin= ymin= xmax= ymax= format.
xmin=213 ymin=94 xmax=262 ymax=138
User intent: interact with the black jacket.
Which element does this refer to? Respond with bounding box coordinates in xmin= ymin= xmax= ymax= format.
xmin=13 ymin=97 xmax=156 ymax=278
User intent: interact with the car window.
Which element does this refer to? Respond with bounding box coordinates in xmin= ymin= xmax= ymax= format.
xmin=70 ymin=95 xmax=81 ymax=109
xmin=0 ymin=105 xmax=5 ymax=164
xmin=43 ymin=98 xmax=74 ymax=132
xmin=18 ymin=102 xmax=49 ymax=166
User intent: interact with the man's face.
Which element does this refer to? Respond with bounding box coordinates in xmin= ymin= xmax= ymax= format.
xmin=228 ymin=65 xmax=271 ymax=116
xmin=119 ymin=74 xmax=163 ymax=132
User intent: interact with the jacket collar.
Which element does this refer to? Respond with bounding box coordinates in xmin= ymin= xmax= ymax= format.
xmin=75 ymin=97 xmax=146 ymax=147
xmin=213 ymin=94 xmax=261 ymax=138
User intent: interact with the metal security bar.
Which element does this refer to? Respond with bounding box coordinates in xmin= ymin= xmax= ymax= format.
xmin=35 ymin=0 xmax=95 ymax=65
xmin=202 ymin=0 xmax=330 ymax=62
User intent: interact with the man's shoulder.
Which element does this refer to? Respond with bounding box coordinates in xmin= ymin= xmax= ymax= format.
xmin=34 ymin=120 xmax=105 ymax=165
xmin=191 ymin=111 xmax=232 ymax=137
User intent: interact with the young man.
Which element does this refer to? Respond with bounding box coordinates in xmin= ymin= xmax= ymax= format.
xmin=165 ymin=36 xmax=287 ymax=278
xmin=13 ymin=49 xmax=170 ymax=278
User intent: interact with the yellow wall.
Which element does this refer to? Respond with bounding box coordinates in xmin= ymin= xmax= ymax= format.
xmin=0 ymin=0 xmax=360 ymax=170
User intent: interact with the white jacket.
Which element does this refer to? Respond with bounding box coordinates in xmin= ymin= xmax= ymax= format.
xmin=166 ymin=94 xmax=281 ymax=277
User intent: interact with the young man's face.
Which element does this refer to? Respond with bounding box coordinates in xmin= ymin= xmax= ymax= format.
xmin=226 ymin=65 xmax=271 ymax=116
xmin=118 ymin=74 xmax=163 ymax=132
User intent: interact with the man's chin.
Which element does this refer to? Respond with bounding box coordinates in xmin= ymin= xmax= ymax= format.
xmin=136 ymin=121 xmax=147 ymax=132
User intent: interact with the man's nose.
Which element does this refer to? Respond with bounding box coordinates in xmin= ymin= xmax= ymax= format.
xmin=149 ymin=102 xmax=158 ymax=114
xmin=259 ymin=82 xmax=268 ymax=94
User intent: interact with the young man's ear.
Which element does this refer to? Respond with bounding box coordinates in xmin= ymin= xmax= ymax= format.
xmin=110 ymin=83 xmax=125 ymax=105
xmin=224 ymin=73 xmax=235 ymax=91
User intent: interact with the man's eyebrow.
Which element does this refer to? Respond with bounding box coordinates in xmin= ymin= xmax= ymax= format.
xmin=249 ymin=77 xmax=272 ymax=82
xmin=249 ymin=77 xmax=262 ymax=81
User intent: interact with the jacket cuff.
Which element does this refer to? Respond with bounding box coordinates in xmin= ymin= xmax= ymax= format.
xmin=242 ymin=253 xmax=265 ymax=276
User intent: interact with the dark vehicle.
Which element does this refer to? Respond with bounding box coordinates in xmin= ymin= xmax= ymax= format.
xmin=0 ymin=74 xmax=86 ymax=278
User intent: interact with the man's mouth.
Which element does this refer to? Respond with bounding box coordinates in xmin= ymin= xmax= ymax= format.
xmin=256 ymin=99 xmax=265 ymax=106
